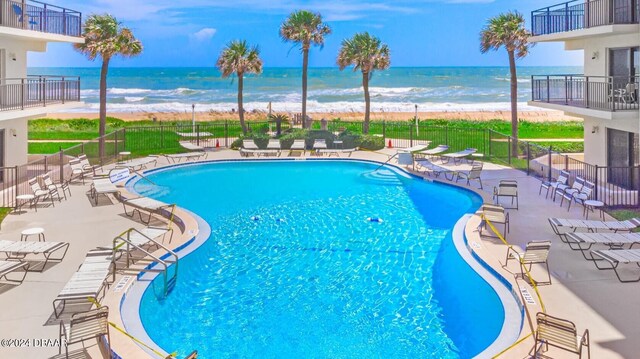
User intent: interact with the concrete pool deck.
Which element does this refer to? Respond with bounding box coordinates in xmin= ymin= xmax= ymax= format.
xmin=0 ymin=148 xmax=637 ymax=358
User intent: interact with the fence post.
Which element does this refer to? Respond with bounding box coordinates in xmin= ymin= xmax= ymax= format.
xmin=507 ymin=137 xmax=512 ymax=165
xmin=114 ymin=130 xmax=119 ymax=161
xmin=526 ymin=141 xmax=531 ymax=175
xmin=548 ymin=146 xmax=553 ymax=181
xmin=409 ymin=125 xmax=413 ymax=147
xmin=382 ymin=120 xmax=386 ymax=142
xmin=445 ymin=126 xmax=449 ymax=146
xmin=160 ymin=125 xmax=164 ymax=148
xmin=59 ymin=149 xmax=64 ymax=183
xmin=594 ymin=165 xmax=599 ymax=202
xmin=488 ymin=130 xmax=492 ymax=160
xmin=225 ymin=120 xmax=229 ymax=147
xmin=196 ymin=124 xmax=200 ymax=146
xmin=122 ymin=128 xmax=127 ymax=151
xmin=81 ymin=142 xmax=84 ymax=155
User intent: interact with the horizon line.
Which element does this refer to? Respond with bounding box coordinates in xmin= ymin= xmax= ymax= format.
xmin=28 ymin=65 xmax=584 ymax=69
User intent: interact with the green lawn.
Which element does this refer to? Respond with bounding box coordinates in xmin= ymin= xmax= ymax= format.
xmin=0 ymin=207 xmax=11 ymax=228
xmin=28 ymin=142 xmax=83 ymax=154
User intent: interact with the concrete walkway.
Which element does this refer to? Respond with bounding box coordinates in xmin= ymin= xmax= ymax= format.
xmin=0 ymin=149 xmax=637 ymax=358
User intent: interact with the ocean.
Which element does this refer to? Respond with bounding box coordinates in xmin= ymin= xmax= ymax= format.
xmin=29 ymin=66 xmax=582 ymax=113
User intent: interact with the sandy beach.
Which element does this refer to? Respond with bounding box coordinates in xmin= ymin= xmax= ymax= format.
xmin=47 ymin=109 xmax=580 ymax=122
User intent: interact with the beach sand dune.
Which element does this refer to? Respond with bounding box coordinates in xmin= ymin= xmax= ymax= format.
xmin=47 ymin=109 xmax=580 ymax=123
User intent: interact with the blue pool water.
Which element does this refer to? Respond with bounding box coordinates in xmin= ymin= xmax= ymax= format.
xmin=134 ymin=161 xmax=505 ymax=358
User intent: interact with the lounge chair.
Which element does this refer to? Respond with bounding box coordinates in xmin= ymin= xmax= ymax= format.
xmin=534 ymin=312 xmax=590 ymax=358
xmin=539 ymin=170 xmax=570 ymax=199
xmin=0 ymin=240 xmax=70 ymax=272
xmin=240 ymin=140 xmax=261 ymax=157
xmin=398 ymin=143 xmax=431 ymax=153
xmin=591 ymin=249 xmax=640 ymax=283
xmin=313 ymin=139 xmax=327 ymax=155
xmin=266 ymin=139 xmax=282 ymax=157
xmin=319 ymin=148 xmax=357 ymax=158
xmin=0 ymin=260 xmax=29 ymax=285
xmin=52 ymin=249 xmax=114 ymax=318
xmin=565 ymin=232 xmax=640 ymax=260
xmin=414 ymin=157 xmax=456 ymax=180
xmin=288 ymin=139 xmax=306 ymax=156
xmin=121 ymin=197 xmax=174 ymax=225
xmin=89 ymin=177 xmax=120 ymax=205
xmin=416 ymin=145 xmax=449 ymax=159
xmin=505 ymin=240 xmax=552 ymax=285
xmin=479 ymin=204 xmax=509 ymax=239
xmin=179 ymin=141 xmax=205 ymax=152
xmin=548 ymin=217 xmax=640 ymax=242
xmin=494 ymin=179 xmax=518 ymax=209
xmin=117 ymin=156 xmax=157 ymax=171
xmin=556 ymin=176 xmax=584 ymax=204
xmin=78 ymin=154 xmax=102 ymax=176
xmin=442 ymin=147 xmax=477 ymax=164
xmin=59 ymin=306 xmax=111 ymax=359
xmin=164 ymin=152 xmax=207 ymax=163
xmin=28 ymin=177 xmax=57 ymax=207
xmin=455 ymin=162 xmax=483 ymax=189
xmin=42 ymin=172 xmax=71 ymax=201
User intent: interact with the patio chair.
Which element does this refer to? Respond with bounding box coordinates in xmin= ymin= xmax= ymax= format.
xmin=534 ymin=312 xmax=590 ymax=358
xmin=59 ymin=306 xmax=111 ymax=359
xmin=78 ymin=154 xmax=101 ymax=176
xmin=556 ymin=176 xmax=585 ymax=205
xmin=0 ymin=260 xmax=29 ymax=285
xmin=442 ymin=148 xmax=477 ymax=164
xmin=288 ymin=139 xmax=306 ymax=156
xmin=69 ymin=158 xmax=92 ymax=184
xmin=565 ymin=232 xmax=640 ymax=260
xmin=0 ymin=240 xmax=70 ymax=272
xmin=12 ymin=4 xmax=38 ymax=29
xmin=494 ymin=179 xmax=518 ymax=209
xmin=613 ymin=83 xmax=637 ymax=104
xmin=28 ymin=177 xmax=56 ymax=207
xmin=42 ymin=172 xmax=71 ymax=201
xmin=479 ymin=204 xmax=509 ymax=239
xmin=565 ymin=180 xmax=595 ymax=211
xmin=539 ymin=170 xmax=570 ymax=199
xmin=591 ymin=248 xmax=640 ymax=283
xmin=505 ymin=240 xmax=552 ymax=285
xmin=455 ymin=162 xmax=483 ymax=189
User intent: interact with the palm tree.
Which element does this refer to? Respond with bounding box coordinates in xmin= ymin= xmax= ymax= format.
xmin=480 ymin=11 xmax=533 ymax=154
xmin=74 ymin=14 xmax=142 ymax=157
xmin=216 ymin=40 xmax=263 ymax=135
xmin=337 ymin=32 xmax=390 ymax=134
xmin=280 ymin=10 xmax=331 ymax=129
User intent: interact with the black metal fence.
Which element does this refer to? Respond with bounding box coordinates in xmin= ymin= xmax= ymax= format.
xmin=531 ymin=75 xmax=639 ymax=112
xmin=532 ymin=0 xmax=640 ymax=36
xmin=0 ymin=76 xmax=81 ymax=111
xmin=0 ymin=0 xmax=82 ymax=37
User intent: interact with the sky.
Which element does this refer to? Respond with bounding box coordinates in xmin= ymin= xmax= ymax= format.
xmin=29 ymin=0 xmax=583 ymax=68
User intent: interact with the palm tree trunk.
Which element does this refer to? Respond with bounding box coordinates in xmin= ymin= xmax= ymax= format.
xmin=362 ymin=71 xmax=371 ymax=134
xmin=508 ymin=50 xmax=518 ymax=156
xmin=238 ymin=73 xmax=247 ymax=134
xmin=98 ymin=57 xmax=110 ymax=159
xmin=301 ymin=45 xmax=309 ymax=129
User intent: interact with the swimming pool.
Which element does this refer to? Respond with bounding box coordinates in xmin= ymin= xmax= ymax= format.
xmin=128 ymin=160 xmax=517 ymax=358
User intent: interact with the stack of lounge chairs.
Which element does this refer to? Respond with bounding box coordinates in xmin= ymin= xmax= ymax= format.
xmin=442 ymin=147 xmax=477 ymax=164
xmin=549 ymin=217 xmax=640 ymax=282
xmin=164 ymin=152 xmax=207 ymax=163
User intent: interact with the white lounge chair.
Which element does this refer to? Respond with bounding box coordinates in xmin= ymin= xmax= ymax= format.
xmin=565 ymin=232 xmax=640 ymax=260
xmin=414 ymin=157 xmax=456 ymax=180
xmin=288 ymin=139 xmax=306 ymax=156
xmin=179 ymin=141 xmax=205 ymax=152
xmin=591 ymin=249 xmax=640 ymax=283
xmin=121 ymin=197 xmax=174 ymax=225
xmin=548 ymin=217 xmax=640 ymax=243
xmin=0 ymin=240 xmax=69 ymax=272
xmin=442 ymin=148 xmax=477 ymax=164
xmin=52 ymin=250 xmax=114 ymax=318
xmin=318 ymin=148 xmax=357 ymax=158
xmin=89 ymin=177 xmax=120 ymax=205
xmin=0 ymin=260 xmax=29 ymax=285
xmin=117 ymin=156 xmax=157 ymax=171
xmin=417 ymin=145 xmax=449 ymax=159
xmin=313 ymin=139 xmax=327 ymax=155
xmin=240 ymin=139 xmax=261 ymax=157
xmin=164 ymin=152 xmax=207 ymax=163
xmin=539 ymin=170 xmax=570 ymax=199
xmin=398 ymin=143 xmax=431 ymax=153
xmin=59 ymin=306 xmax=111 ymax=358
xmin=266 ymin=139 xmax=282 ymax=157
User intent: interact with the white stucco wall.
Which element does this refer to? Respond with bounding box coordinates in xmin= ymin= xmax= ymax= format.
xmin=583 ymin=115 xmax=640 ymax=166
xmin=0 ymin=37 xmax=46 ymax=78
xmin=0 ymin=115 xmax=28 ymax=166
xmin=565 ymin=32 xmax=640 ymax=76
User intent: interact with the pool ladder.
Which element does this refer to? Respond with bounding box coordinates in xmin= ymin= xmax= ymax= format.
xmin=112 ymin=228 xmax=179 ymax=297
xmin=372 ymin=152 xmax=398 ymax=172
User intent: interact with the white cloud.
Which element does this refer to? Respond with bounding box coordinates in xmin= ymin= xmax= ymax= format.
xmin=191 ymin=28 xmax=217 ymax=41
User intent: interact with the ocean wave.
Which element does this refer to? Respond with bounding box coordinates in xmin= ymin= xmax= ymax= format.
xmin=125 ymin=97 xmax=145 ymax=102
xmin=494 ymin=77 xmax=531 ymax=83
xmin=61 ymin=100 xmax=543 ymax=114
xmin=109 ymin=88 xmax=153 ymax=95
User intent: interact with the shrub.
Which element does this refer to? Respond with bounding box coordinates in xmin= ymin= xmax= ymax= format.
xmin=230 ymin=132 xmax=270 ymax=149
xmin=356 ymin=134 xmax=385 ymax=151
xmin=279 ymin=129 xmax=308 ymax=149
xmin=305 ymin=130 xmax=336 ymax=149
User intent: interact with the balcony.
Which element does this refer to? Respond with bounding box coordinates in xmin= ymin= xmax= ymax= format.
xmin=0 ymin=76 xmax=80 ymax=112
xmin=531 ymin=0 xmax=639 ymax=37
xmin=0 ymin=0 xmax=81 ymax=37
xmin=531 ymin=75 xmax=639 ymax=114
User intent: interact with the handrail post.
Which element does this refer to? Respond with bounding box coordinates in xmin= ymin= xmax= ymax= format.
xmin=546 ymin=75 xmax=550 ymax=103
xmin=61 ymin=77 xmax=65 ymax=104
xmin=585 ymin=76 xmax=590 ymax=108
xmin=594 ymin=165 xmax=599 ymax=201
xmin=565 ymin=2 xmax=569 ymax=31
xmin=62 ymin=8 xmax=67 ymax=36
xmin=21 ymin=0 xmax=26 ymax=30
xmin=610 ymin=77 xmax=615 ymax=111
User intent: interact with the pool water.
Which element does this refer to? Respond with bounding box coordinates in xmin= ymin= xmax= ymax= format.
xmin=134 ymin=161 xmax=504 ymax=358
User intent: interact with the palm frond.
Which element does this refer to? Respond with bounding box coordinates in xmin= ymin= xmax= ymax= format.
xmin=74 ymin=14 xmax=143 ymax=61
xmin=479 ymin=11 xmax=533 ymax=56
